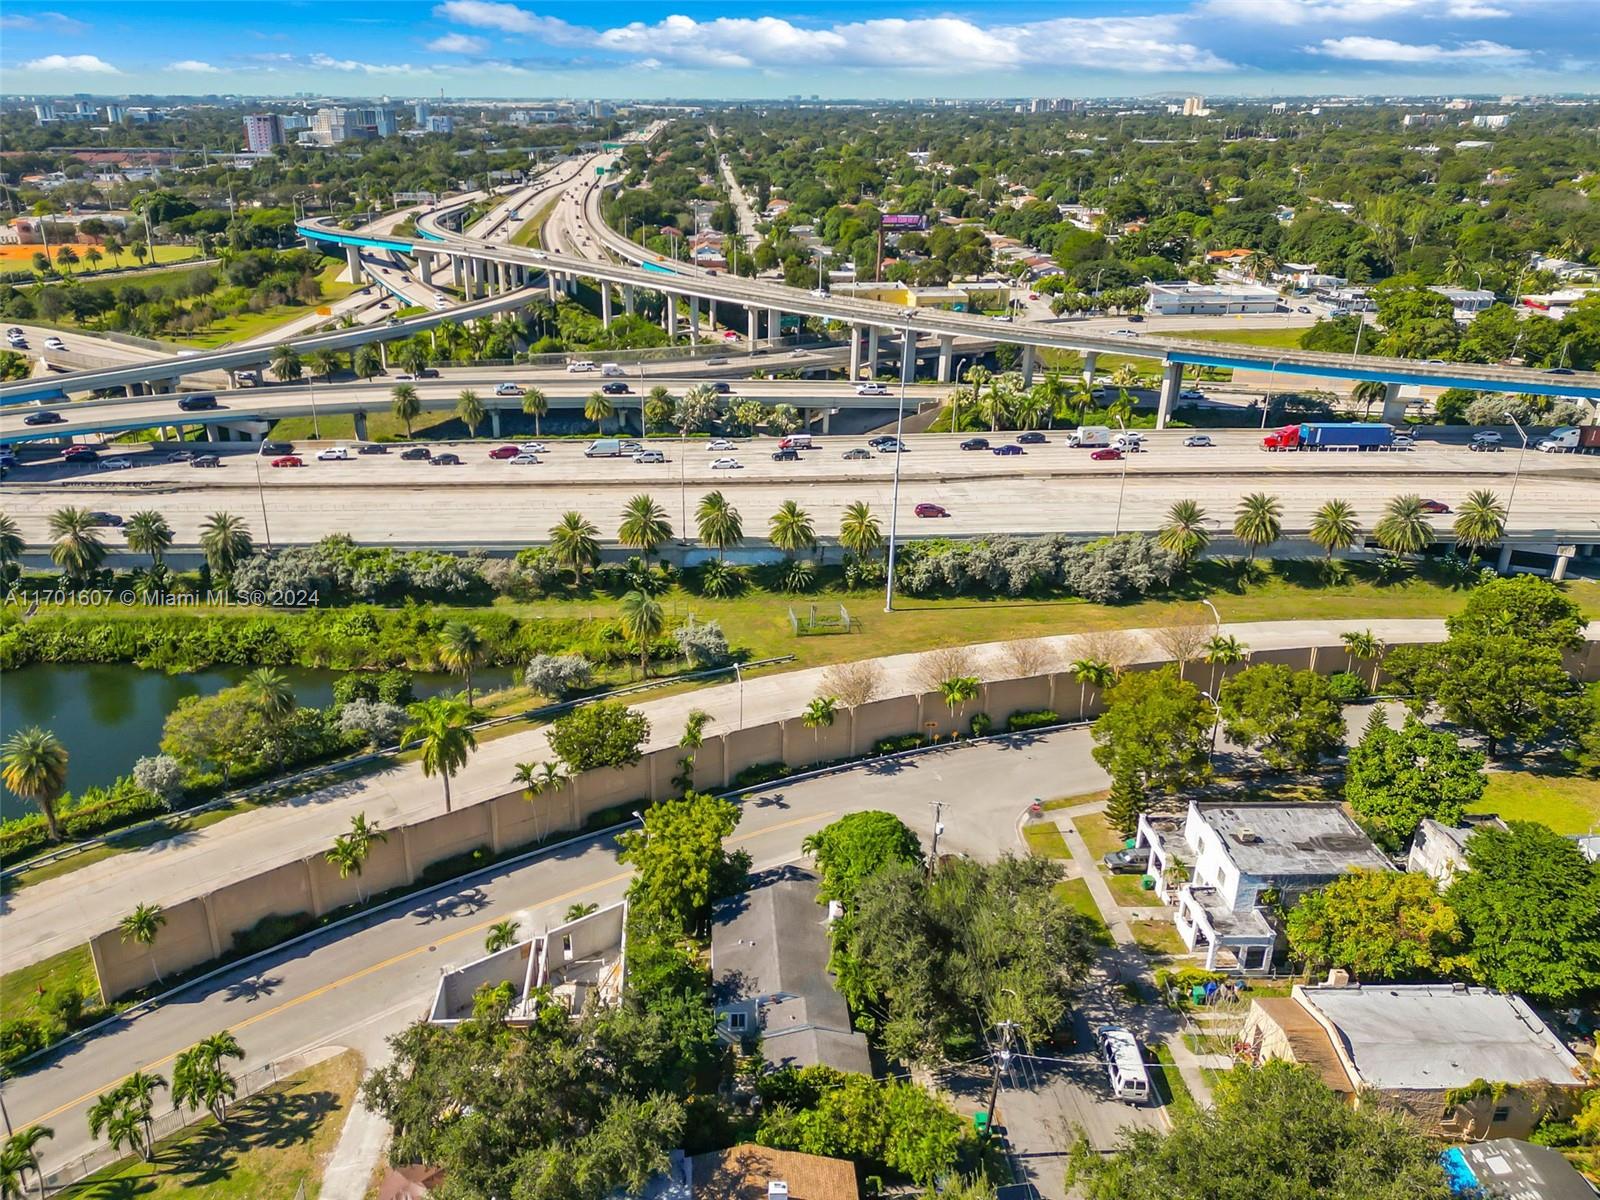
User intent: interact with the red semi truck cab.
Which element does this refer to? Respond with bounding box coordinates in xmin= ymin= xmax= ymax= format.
xmin=1262 ymin=424 xmax=1302 ymax=450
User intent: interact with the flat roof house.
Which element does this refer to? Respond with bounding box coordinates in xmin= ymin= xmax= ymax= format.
xmin=1442 ymin=1138 xmax=1599 ymax=1200
xmin=1407 ymin=815 xmax=1507 ymax=884
xmin=1241 ymin=984 xmax=1588 ymax=1140
xmin=711 ymin=870 xmax=871 ymax=1075
xmin=1137 ymin=802 xmax=1392 ymax=973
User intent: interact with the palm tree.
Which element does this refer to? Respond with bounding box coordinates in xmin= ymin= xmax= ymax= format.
xmin=438 ymin=620 xmax=485 ymax=705
xmin=618 ymin=494 xmax=672 ymax=559
xmin=1 ymin=1140 xmax=27 ymax=1199
xmin=402 ymin=696 xmax=477 ymax=813
xmin=549 ymin=511 xmax=600 ymax=585
xmin=124 ymin=510 xmax=173 ymax=567
xmin=118 ymin=1071 xmax=165 ymax=1158
xmin=1373 ymin=494 xmax=1435 ymax=558
xmin=1111 ymin=362 xmax=1141 ymax=391
xmin=584 ymin=390 xmax=615 ymax=434
xmin=838 ymin=501 xmax=882 ymax=562
xmin=1233 ymin=492 xmax=1282 ymax=561
xmin=1106 ymin=387 xmax=1136 ymax=427
xmin=485 ymin=919 xmax=521 ymax=953
xmin=938 ymin=675 xmax=981 ymax=714
xmin=957 ymin=364 xmax=989 ymax=434
xmin=802 ymin=696 xmax=836 ymax=729
xmin=563 ymin=902 xmax=598 ymax=921
xmin=1453 ymin=489 xmax=1506 ymax=562
xmin=455 ymin=389 xmax=486 ymax=437
xmin=119 ymin=902 xmax=168 ymax=985
xmin=395 ymin=338 xmax=432 ymax=377
xmin=391 ymin=383 xmax=421 ymax=437
xmin=512 ymin=760 xmax=568 ymax=838
xmin=5 ymin=1124 xmax=52 ymax=1197
xmin=240 ymin=667 xmax=296 ymax=722
xmin=172 ymin=1031 xmax=244 ymax=1125
xmin=1157 ymin=499 xmax=1209 ymax=564
xmin=1069 ymin=658 xmax=1117 ymax=714
xmin=270 ymin=344 xmax=302 ymax=383
xmin=354 ymin=343 xmax=383 ymax=380
xmin=198 ymin=511 xmax=252 ymax=576
xmin=1351 ymin=380 xmax=1388 ymax=420
xmin=0 ymin=511 xmax=23 ymax=580
xmin=2 ymin=727 xmax=69 ymax=842
xmin=326 ymin=834 xmax=374 ymax=903
xmin=521 ymin=387 xmax=548 ymax=435
xmin=1309 ymin=499 xmax=1360 ymax=561
xmin=88 ymin=1091 xmax=144 ymax=1160
xmin=768 ymin=500 xmax=816 ymax=560
xmin=1341 ymin=629 xmax=1386 ymax=689
xmin=1204 ymin=634 xmax=1248 ymax=694
xmin=696 ymin=491 xmax=743 ymax=560
xmin=307 ymin=349 xmax=341 ymax=382
xmin=619 ymin=589 xmax=665 ymax=677
xmin=48 ymin=507 xmax=107 ymax=583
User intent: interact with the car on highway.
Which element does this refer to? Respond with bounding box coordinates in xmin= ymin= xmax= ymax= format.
xmin=914 ymin=503 xmax=949 ymax=518
xmin=358 ymin=443 xmax=388 ymax=455
xmin=401 ymin=446 xmax=432 ymax=460
xmin=705 ymin=357 xmax=729 ymax=366
xmin=433 ymin=297 xmax=451 ymax=310
xmin=1545 ymin=367 xmax=1575 ymax=376
xmin=1471 ymin=430 xmax=1503 ymax=445
xmin=1468 ymin=439 xmax=1501 ymax=452
xmin=989 ymin=314 xmax=1013 ymax=323
xmin=1296 ymin=306 xmax=1312 ymax=314
xmin=810 ymin=288 xmax=831 ymax=299
xmin=43 ymin=336 xmax=67 ymax=351
xmin=619 ymin=440 xmax=643 ymax=454
xmin=1183 ymin=434 xmax=1214 ymax=448
xmin=1090 ymin=448 xmax=1124 ymax=461
xmin=842 ymin=447 xmax=872 ymax=460
xmin=317 ymin=447 xmax=352 ymax=461
xmin=167 ymin=449 xmax=196 ymax=462
xmin=633 ymin=449 xmax=665 ymax=463
xmin=510 ymin=452 xmax=540 ymax=464
xmin=271 ymin=455 xmax=304 ymax=468
xmin=519 ymin=442 xmax=549 ymax=455
xmin=772 ymin=448 xmax=800 ymax=461
xmin=707 ymin=438 xmax=737 ymax=451
xmin=710 ymin=457 xmax=742 ymax=470
xmin=177 ymin=394 xmax=219 ymax=411
xmin=1179 ymin=388 xmax=1206 ymax=401
xmin=1419 ymin=499 xmax=1452 ymax=514
xmin=260 ymin=440 xmax=293 ymax=457
xmin=431 ymin=453 xmax=462 ymax=466
xmin=494 ymin=382 xmax=523 ymax=396
xmin=87 ymin=511 xmax=123 ymax=527
xmin=488 ymin=445 xmax=521 ymax=460
xmin=190 ymin=454 xmax=221 ymax=468
xmin=1392 ymin=434 xmax=1416 ymax=449
xmin=601 ymin=382 xmax=630 ymax=395
xmin=1017 ymin=431 xmax=1048 ymax=444
xmin=993 ymin=444 xmax=1025 ymax=456
xmin=97 ymin=457 xmax=133 ymax=471
xmin=855 ymin=383 xmax=890 ymax=396
xmin=23 ymin=410 xmax=65 ymax=425
xmin=960 ymin=437 xmax=990 ymax=451
xmin=63 ymin=446 xmax=98 ymax=462
xmin=5 ymin=335 xmax=26 ymax=349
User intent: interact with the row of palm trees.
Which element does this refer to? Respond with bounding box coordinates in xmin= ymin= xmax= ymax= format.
xmin=22 ymin=507 xmax=253 ymax=585
xmin=1157 ymin=490 xmax=1509 ymax=562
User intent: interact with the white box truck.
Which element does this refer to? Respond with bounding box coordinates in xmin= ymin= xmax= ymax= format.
xmin=1068 ymin=425 xmax=1113 ymax=448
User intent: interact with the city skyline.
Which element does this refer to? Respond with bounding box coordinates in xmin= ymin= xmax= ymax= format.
xmin=3 ymin=0 xmax=1598 ymax=99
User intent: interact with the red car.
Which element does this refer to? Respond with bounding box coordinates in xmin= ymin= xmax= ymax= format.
xmin=488 ymin=445 xmax=520 ymax=460
xmin=1090 ymin=448 xmax=1123 ymax=461
xmin=63 ymin=446 xmax=98 ymax=462
xmin=270 ymin=455 xmax=303 ymax=468
xmin=914 ymin=503 xmax=949 ymax=518
xmin=1419 ymin=499 xmax=1451 ymax=514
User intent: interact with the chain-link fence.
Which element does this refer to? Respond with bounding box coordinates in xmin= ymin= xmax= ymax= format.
xmin=35 ymin=1061 xmax=283 ymax=1195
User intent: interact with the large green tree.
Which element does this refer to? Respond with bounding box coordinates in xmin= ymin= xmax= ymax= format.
xmin=1387 ymin=634 xmax=1572 ymax=759
xmin=1217 ymin=664 xmax=1346 ymax=771
xmin=1345 ymin=711 xmax=1485 ymax=851
xmin=1285 ymin=869 xmax=1464 ymax=981
xmin=802 ymin=811 xmax=924 ymax=911
xmin=617 ymin=790 xmax=750 ymax=936
xmin=1445 ymin=575 xmax=1586 ymax=651
xmin=547 ymin=702 xmax=650 ymax=773
xmin=1091 ymin=666 xmax=1212 ymax=797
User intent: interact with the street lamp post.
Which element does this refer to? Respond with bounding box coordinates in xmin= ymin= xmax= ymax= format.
xmin=1503 ymin=412 xmax=1529 ymax=560
xmin=253 ymin=457 xmax=274 ymax=551
xmin=884 ymin=326 xmax=912 ymax=612
xmin=1201 ymin=597 xmax=1222 ymax=631
xmin=1260 ymin=362 xmax=1279 ymax=429
xmin=1112 ymin=415 xmax=1131 ymax=536
xmin=733 ymin=661 xmax=746 ymax=730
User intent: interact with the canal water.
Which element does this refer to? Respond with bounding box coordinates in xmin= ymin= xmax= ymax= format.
xmin=0 ymin=663 xmax=517 ymax=818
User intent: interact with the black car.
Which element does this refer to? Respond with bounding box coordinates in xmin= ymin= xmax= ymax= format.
xmin=992 ymin=444 xmax=1025 ymax=456
xmin=772 ymin=448 xmax=800 ymax=461
xmin=431 ymin=452 xmax=462 ymax=465
xmin=601 ymin=382 xmax=630 ymax=395
xmin=260 ymin=440 xmax=294 ymax=457
xmin=400 ymin=446 xmax=432 ymax=460
xmin=87 ymin=511 xmax=123 ymax=528
xmin=176 ymin=394 xmax=218 ymax=412
xmin=960 ymin=437 xmax=990 ymax=451
xmin=190 ymin=454 xmax=222 ymax=468
xmin=710 ymin=382 xmax=733 ymax=394
xmin=357 ymin=443 xmax=388 ymax=455
xmin=1017 ymin=431 xmax=1047 ymax=445
xmin=1545 ymin=367 xmax=1575 ymax=375
xmin=23 ymin=410 xmax=65 ymax=426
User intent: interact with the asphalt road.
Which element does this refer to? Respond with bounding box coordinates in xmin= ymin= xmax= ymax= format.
xmin=3 ymin=728 xmax=1105 ymax=1177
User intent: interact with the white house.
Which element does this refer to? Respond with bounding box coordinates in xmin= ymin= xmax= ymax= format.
xmin=1136 ymin=802 xmax=1392 ymax=973
xmin=1144 ymin=281 xmax=1283 ymax=316
xmin=1406 ymin=815 xmax=1507 ymax=884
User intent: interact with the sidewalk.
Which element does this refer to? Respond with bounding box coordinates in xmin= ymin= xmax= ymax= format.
xmin=3 ymin=619 xmax=1452 ymax=970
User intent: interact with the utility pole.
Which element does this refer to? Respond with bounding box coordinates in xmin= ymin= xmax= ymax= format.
xmin=928 ymin=800 xmax=945 ymax=873
xmin=982 ymin=1019 xmax=1017 ymax=1137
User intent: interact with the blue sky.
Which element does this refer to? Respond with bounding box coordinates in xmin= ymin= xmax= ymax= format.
xmin=3 ymin=0 xmax=1597 ymax=99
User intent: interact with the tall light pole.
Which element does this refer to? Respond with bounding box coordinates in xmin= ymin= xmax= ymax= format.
xmin=1201 ymin=597 xmax=1222 ymax=632
xmin=883 ymin=326 xmax=911 ymax=612
xmin=1503 ymin=411 xmax=1529 ymax=554
xmin=1112 ymin=414 xmax=1131 ymax=536
xmin=253 ymin=456 xmax=274 ymax=551
xmin=733 ymin=661 xmax=746 ymax=730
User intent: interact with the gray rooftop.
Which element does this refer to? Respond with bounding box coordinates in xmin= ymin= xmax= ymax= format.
xmin=1196 ymin=803 xmax=1393 ymax=878
xmin=1452 ymin=1139 xmax=1600 ymax=1200
xmin=1189 ymin=887 xmax=1274 ymax=938
xmin=1297 ymin=985 xmax=1584 ymax=1092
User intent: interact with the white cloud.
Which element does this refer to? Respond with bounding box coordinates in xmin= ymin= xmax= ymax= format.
xmin=2 ymin=10 xmax=88 ymax=31
xmin=308 ymin=52 xmax=420 ymax=74
xmin=426 ymin=32 xmax=487 ymax=53
xmin=169 ymin=60 xmax=222 ymax=73
xmin=432 ymin=0 xmax=581 ymax=40
xmin=1308 ymin=35 xmax=1528 ymax=60
xmin=1203 ymin=0 xmax=1514 ymax=22
xmin=22 ymin=53 xmax=119 ymax=73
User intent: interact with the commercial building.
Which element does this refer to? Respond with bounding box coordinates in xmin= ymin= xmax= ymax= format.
xmin=1473 ymin=113 xmax=1513 ymax=129
xmin=1241 ymin=983 xmax=1587 ymax=1139
xmin=242 ymin=113 xmax=283 ymax=154
xmin=414 ymin=100 xmax=431 ymax=126
xmin=1182 ymin=95 xmax=1210 ymax=117
xmin=1144 ymin=281 xmax=1283 ymax=317
xmin=1429 ymin=286 xmax=1497 ymax=321
xmin=425 ymin=115 xmax=455 ymax=135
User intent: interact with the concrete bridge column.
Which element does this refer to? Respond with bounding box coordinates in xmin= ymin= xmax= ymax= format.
xmin=204 ymin=424 xmax=217 ymax=442
xmin=417 ymin=251 xmax=433 ymax=287
xmin=352 ymin=411 xmax=369 ymax=441
xmin=1156 ymin=361 xmax=1182 ymax=430
xmin=848 ymin=325 xmax=863 ymax=379
xmin=937 ymin=334 xmax=954 ymax=383
xmin=499 ymin=262 xmax=511 ymax=294
xmin=900 ymin=330 xmax=917 ymax=380
xmin=1496 ymin=544 xmax=1514 ymax=573
xmin=1380 ymin=381 xmax=1408 ymax=423
xmin=600 ymin=285 xmax=613 ymax=328
xmin=345 ymin=245 xmax=365 ymax=285
xmin=623 ymin=285 xmax=636 ymax=316
xmin=667 ymin=297 xmax=679 ymax=340
xmin=708 ymin=298 xmax=718 ymax=330
xmin=490 ymin=408 xmax=503 ymax=438
xmin=547 ymin=268 xmax=558 ymax=301
xmin=822 ymin=409 xmax=832 ymax=433
xmin=688 ymin=297 xmax=700 ymax=344
xmin=1021 ymin=344 xmax=1036 ymax=388
xmin=1553 ymin=549 xmax=1573 ymax=582
xmin=1082 ymin=351 xmax=1097 ymax=385
xmin=451 ymin=255 xmax=463 ymax=290
xmin=767 ymin=307 xmax=781 ymax=346
xmin=747 ymin=307 xmax=758 ymax=345
xmin=866 ymin=326 xmax=880 ymax=377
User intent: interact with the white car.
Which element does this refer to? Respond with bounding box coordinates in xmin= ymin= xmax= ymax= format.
xmin=710 ymin=457 xmax=742 ymax=470
xmin=44 ymin=336 xmax=67 ymax=351
xmin=1183 ymin=434 xmax=1213 ymax=448
xmin=707 ymin=438 xmax=736 ymax=451
xmin=810 ymin=288 xmax=831 ymax=299
xmin=97 ymin=457 xmax=133 ymax=471
xmin=1179 ymin=389 xmax=1206 ymax=401
xmin=494 ymin=382 xmax=522 ymax=396
xmin=565 ymin=360 xmax=598 ymax=373
xmin=855 ymin=383 xmax=890 ymax=396
xmin=433 ymin=296 xmax=450 ymax=310
xmin=1471 ymin=430 xmax=1503 ymax=444
xmin=519 ymin=442 xmax=549 ymax=454
xmin=1111 ymin=328 xmax=1139 ymax=337
xmin=1391 ymin=434 xmax=1416 ymax=449
xmin=634 ymin=449 xmax=666 ymax=463
xmin=317 ymin=447 xmax=351 ymax=461
xmin=510 ymin=452 xmax=540 ymax=464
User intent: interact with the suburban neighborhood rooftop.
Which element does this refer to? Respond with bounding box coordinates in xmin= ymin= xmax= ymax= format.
xmin=1195 ymin=802 xmax=1393 ymax=877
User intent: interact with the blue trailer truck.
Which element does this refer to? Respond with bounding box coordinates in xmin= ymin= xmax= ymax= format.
xmin=1262 ymin=423 xmax=1395 ymax=450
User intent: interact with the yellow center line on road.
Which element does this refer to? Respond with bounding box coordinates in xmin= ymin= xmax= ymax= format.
xmin=21 ymin=808 xmax=831 ymax=1128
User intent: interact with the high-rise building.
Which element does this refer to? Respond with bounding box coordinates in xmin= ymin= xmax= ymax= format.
xmin=312 ymin=106 xmax=349 ymax=144
xmin=243 ymin=113 xmax=283 ymax=153
xmin=425 ymin=114 xmax=455 ymax=134
xmin=281 ymin=113 xmax=310 ymax=132
xmin=414 ymin=100 xmax=431 ymax=126
xmin=373 ymin=108 xmax=398 ymax=137
xmin=1182 ymin=95 xmax=1208 ymax=117
xmin=103 ymin=104 xmax=127 ymax=124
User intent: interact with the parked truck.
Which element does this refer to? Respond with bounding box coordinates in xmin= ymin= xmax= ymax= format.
xmin=1262 ymin=422 xmax=1395 ymax=451
xmin=1068 ymin=425 xmax=1113 ymax=448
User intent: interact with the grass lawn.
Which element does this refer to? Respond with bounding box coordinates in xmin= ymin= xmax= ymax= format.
xmin=1024 ymin=822 xmax=1071 ymax=859
xmin=1052 ymin=878 xmax=1114 ymax=947
xmin=1180 ymin=326 xmax=1311 ymax=350
xmin=0 ymin=943 xmax=100 ymax=1025
xmin=1468 ymin=766 xmax=1600 ymax=835
xmin=1073 ymin=811 xmax=1128 ymax=859
xmin=1132 ymin=919 xmax=1188 ymax=958
xmin=1071 ymin=811 xmax=1159 ymax=905
xmin=61 ymin=1050 xmax=362 ymax=1199
xmin=1150 ymin=1042 xmax=1196 ymax=1117
xmin=1 ymin=244 xmax=202 ymax=277
xmin=511 ymin=196 xmax=559 ymax=248
xmin=176 ymin=265 xmax=358 ymax=349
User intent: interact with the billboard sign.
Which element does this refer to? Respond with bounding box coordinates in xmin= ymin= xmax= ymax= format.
xmin=881 ymin=213 xmax=927 ymax=231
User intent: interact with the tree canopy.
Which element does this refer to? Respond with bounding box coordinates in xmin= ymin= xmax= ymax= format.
xmin=1345 ymin=711 xmax=1486 ymax=852
xmin=1285 ymin=870 xmax=1464 ymax=982
xmin=1217 ymin=664 xmax=1346 ymax=771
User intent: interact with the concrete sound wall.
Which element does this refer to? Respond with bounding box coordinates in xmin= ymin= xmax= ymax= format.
xmin=89 ymin=633 xmax=1597 ymax=1000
